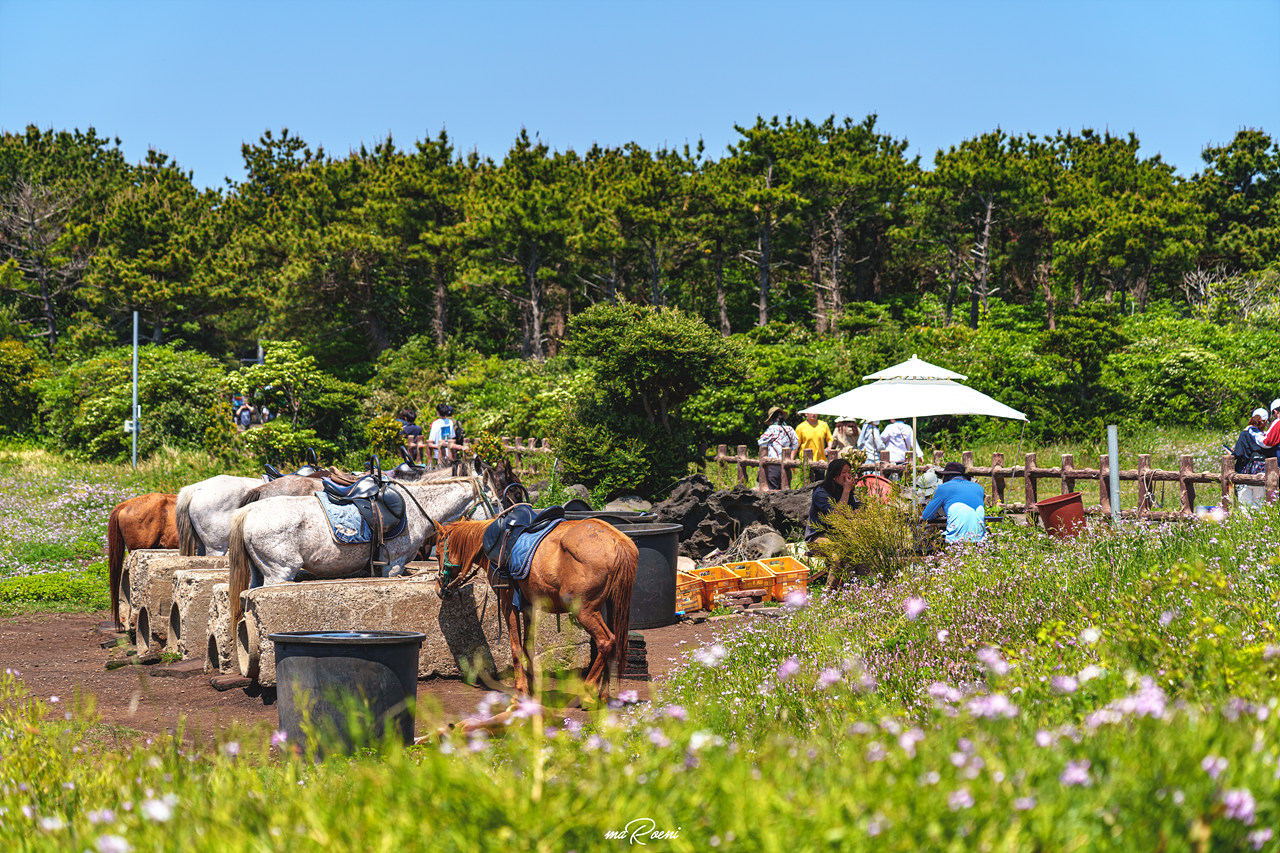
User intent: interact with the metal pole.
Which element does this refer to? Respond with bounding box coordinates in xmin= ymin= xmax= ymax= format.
xmin=1107 ymin=425 xmax=1120 ymax=523
xmin=131 ymin=311 xmax=139 ymax=469
xmin=911 ymin=416 xmax=918 ymax=515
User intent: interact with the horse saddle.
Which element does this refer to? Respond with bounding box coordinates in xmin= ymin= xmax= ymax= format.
xmin=321 ymin=475 xmax=408 ymax=541
xmin=482 ymin=504 xmax=565 ymax=573
xmin=265 ymin=448 xmax=323 ymax=481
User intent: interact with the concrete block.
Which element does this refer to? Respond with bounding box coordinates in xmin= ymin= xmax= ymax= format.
xmin=165 ymin=568 xmax=228 ymax=660
xmin=132 ymin=555 xmax=227 ymax=653
xmin=235 ymin=573 xmax=592 ymax=687
xmin=205 ymin=583 xmax=234 ymax=675
xmin=120 ymin=549 xmax=177 ymax=629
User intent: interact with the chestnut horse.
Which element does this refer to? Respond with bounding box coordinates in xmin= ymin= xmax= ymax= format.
xmin=107 ymin=493 xmax=179 ymax=631
xmin=434 ymin=518 xmax=637 ymax=702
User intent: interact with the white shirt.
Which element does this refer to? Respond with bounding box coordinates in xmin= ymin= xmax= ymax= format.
xmin=428 ymin=417 xmax=455 ymax=461
xmin=880 ymin=421 xmax=921 ymax=464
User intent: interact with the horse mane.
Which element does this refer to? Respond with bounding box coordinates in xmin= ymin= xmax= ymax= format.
xmin=438 ymin=519 xmax=491 ymax=573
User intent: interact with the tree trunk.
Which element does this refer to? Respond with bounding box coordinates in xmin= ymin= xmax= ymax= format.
xmin=944 ymin=238 xmax=961 ymax=326
xmin=971 ymin=196 xmax=994 ymax=329
xmin=607 ymin=256 xmax=618 ymax=304
xmin=829 ymin=215 xmax=845 ymax=323
xmin=757 ymin=214 xmax=771 ymax=327
xmin=432 ymin=262 xmax=448 ymax=346
xmin=1038 ymin=259 xmax=1056 ymax=331
xmin=715 ymin=249 xmax=730 ymax=337
xmin=525 ymin=250 xmax=544 ymax=359
xmin=810 ymin=219 xmax=828 ymax=333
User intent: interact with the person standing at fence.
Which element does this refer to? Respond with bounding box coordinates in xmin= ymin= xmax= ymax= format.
xmin=922 ymin=462 xmax=986 ymax=543
xmin=428 ymin=403 xmax=457 ymax=466
xmin=1261 ymin=399 xmax=1280 ymax=457
xmin=758 ymin=406 xmax=799 ymax=491
xmin=857 ymin=419 xmax=885 ymax=459
xmin=1232 ymin=407 xmax=1270 ymax=509
xmin=881 ymin=418 xmax=922 ymax=476
xmin=400 ymin=409 xmax=423 ymax=462
xmin=796 ymin=412 xmax=833 ymax=481
xmin=829 ymin=415 xmax=859 ymax=454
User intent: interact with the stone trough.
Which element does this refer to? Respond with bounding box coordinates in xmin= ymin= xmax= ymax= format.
xmin=130 ymin=554 xmax=228 ymax=654
xmin=205 ymin=583 xmax=234 ymax=675
xmin=165 ymin=568 xmax=228 ymax=661
xmin=233 ymin=574 xmax=592 ymax=687
xmin=118 ymin=549 xmax=178 ymax=630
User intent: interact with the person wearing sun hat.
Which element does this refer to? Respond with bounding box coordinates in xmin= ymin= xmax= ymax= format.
xmin=1261 ymin=398 xmax=1280 ymax=457
xmin=1232 ymin=406 xmax=1270 ymax=508
xmin=921 ymin=462 xmax=987 ymax=542
xmin=757 ymin=406 xmax=799 ymax=491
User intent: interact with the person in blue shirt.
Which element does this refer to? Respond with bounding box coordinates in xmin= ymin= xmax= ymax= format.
xmin=922 ymin=462 xmax=986 ymax=543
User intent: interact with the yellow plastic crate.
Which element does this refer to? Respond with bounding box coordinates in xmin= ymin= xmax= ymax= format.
xmin=675 ymin=572 xmax=703 ymax=613
xmin=759 ymin=556 xmax=809 ymax=601
xmin=724 ymin=560 xmax=776 ymax=599
xmin=689 ymin=565 xmax=742 ymax=610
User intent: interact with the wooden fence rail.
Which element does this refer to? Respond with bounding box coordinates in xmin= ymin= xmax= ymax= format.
xmin=405 ymin=436 xmax=553 ymax=479
xmin=713 ymin=444 xmax=1280 ymax=521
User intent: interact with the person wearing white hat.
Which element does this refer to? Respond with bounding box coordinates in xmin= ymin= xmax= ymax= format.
xmin=1232 ymin=407 xmax=1270 ymax=509
xmin=830 ymin=415 xmax=860 ymax=454
xmin=1262 ymin=399 xmax=1280 ymax=456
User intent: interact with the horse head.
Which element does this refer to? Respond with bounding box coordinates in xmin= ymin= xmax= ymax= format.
xmin=474 ymin=457 xmax=527 ymax=509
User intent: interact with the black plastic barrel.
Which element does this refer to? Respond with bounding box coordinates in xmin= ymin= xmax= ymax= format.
xmin=564 ymin=510 xmax=650 ymax=523
xmin=269 ymin=630 xmax=425 ymax=755
xmin=606 ymin=522 xmax=682 ymax=629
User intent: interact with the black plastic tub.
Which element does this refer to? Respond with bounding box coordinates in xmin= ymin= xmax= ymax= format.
xmin=269 ymin=630 xmax=425 ymax=756
xmin=606 ymin=522 xmax=682 ymax=629
xmin=563 ymin=510 xmax=650 ymax=523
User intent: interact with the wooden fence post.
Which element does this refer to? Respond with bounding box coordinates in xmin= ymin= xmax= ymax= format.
xmin=1024 ymin=453 xmax=1038 ymax=520
xmin=933 ymin=450 xmax=945 ymax=467
xmin=1061 ymin=453 xmax=1074 ymax=495
xmin=717 ymin=445 xmax=728 ymax=487
xmin=1136 ymin=454 xmax=1151 ymax=519
xmin=1099 ymin=454 xmax=1111 ymax=515
xmin=736 ymin=445 xmax=748 ymax=486
xmin=961 ymin=450 xmax=974 ymax=471
xmin=1221 ymin=455 xmax=1235 ymax=509
xmin=1267 ymin=457 xmax=1279 ymax=504
xmin=991 ymin=452 xmax=1006 ymax=504
xmin=1179 ymin=455 xmax=1195 ymax=514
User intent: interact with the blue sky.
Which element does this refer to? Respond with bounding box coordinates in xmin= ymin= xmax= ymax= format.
xmin=2 ymin=0 xmax=1276 ymax=190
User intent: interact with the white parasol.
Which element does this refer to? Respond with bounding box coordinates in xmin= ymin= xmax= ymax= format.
xmin=802 ymin=355 xmax=1028 ymax=505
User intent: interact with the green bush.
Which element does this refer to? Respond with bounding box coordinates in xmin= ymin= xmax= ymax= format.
xmin=35 ymin=344 xmax=226 ymax=461
xmin=0 ymin=339 xmax=42 ymax=436
xmin=364 ymin=413 xmax=405 ymax=457
xmin=0 ymin=561 xmax=109 ymax=613
xmin=237 ymin=420 xmax=337 ymax=468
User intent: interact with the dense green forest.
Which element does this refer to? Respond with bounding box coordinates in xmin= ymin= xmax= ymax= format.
xmin=1 ymin=118 xmax=1277 ymax=495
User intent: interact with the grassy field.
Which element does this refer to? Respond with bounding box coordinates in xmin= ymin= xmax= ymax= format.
xmin=2 ymin=442 xmax=1279 ymax=851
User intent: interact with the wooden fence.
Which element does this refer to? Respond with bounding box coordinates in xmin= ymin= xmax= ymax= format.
xmin=713 ymin=444 xmax=1280 ymax=521
xmin=405 ymin=436 xmax=553 ymax=479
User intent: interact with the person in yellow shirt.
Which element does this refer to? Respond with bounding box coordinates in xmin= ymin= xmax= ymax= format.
xmin=796 ymin=412 xmax=833 ymax=482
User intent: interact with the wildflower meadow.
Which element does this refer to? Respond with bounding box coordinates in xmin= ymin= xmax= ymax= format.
xmin=1 ymin=446 xmax=1279 ymax=851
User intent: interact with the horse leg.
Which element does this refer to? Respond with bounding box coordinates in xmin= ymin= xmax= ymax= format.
xmin=500 ymin=589 xmax=530 ymax=695
xmin=574 ymin=605 xmax=616 ymax=701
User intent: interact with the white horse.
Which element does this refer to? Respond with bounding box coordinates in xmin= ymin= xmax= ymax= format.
xmin=176 ymin=459 xmax=517 ymax=557
xmin=176 ymin=475 xmax=263 ymax=556
xmin=225 ymin=476 xmax=492 ymax=631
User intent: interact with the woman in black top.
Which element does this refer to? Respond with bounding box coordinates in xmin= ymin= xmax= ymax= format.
xmin=806 ymin=458 xmax=861 ymax=542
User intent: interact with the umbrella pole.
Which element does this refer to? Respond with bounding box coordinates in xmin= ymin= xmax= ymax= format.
xmin=911 ymin=416 xmax=919 ymax=519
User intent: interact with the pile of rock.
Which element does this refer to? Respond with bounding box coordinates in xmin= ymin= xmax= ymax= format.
xmin=649 ymin=475 xmax=811 ymax=560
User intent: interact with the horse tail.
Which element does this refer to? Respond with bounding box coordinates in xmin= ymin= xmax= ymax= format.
xmin=238 ymin=483 xmax=265 ymax=507
xmin=176 ymin=487 xmax=197 ymax=556
xmin=107 ymin=501 xmax=128 ymax=631
xmin=227 ymin=507 xmax=253 ymax=632
xmin=603 ymin=528 xmax=638 ymax=695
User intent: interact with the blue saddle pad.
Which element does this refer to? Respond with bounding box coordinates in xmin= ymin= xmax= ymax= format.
xmin=315 ymin=492 xmax=371 ymax=544
xmin=507 ymin=519 xmax=563 ymax=581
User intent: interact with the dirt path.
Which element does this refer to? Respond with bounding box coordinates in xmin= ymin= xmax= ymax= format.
xmin=0 ymin=611 xmax=733 ymax=743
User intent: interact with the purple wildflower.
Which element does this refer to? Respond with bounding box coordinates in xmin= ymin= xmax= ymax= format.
xmin=1059 ymin=759 xmax=1092 ymax=787
xmin=976 ymin=646 xmax=1009 ymax=675
xmin=1051 ymin=676 xmax=1079 ymax=694
xmin=776 ymin=657 xmax=801 ymax=682
xmin=948 ymin=788 xmax=974 ymax=810
xmin=903 ymin=597 xmax=928 ymax=620
xmin=1222 ymin=788 xmax=1257 ymax=824
xmin=1201 ymin=755 xmax=1228 ymax=780
xmin=816 ymin=668 xmax=842 ymax=690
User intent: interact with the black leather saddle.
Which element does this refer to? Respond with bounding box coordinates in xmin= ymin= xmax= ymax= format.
xmin=319 ymin=455 xmax=407 ymax=574
xmin=392 ymin=445 xmax=423 ymax=479
xmin=481 ymin=503 xmax=565 ymax=573
xmin=265 ymin=448 xmax=322 ymax=480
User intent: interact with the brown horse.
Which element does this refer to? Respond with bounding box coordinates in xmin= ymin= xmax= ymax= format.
xmin=107 ymin=493 xmax=179 ymax=631
xmin=434 ymin=518 xmax=637 ymax=702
